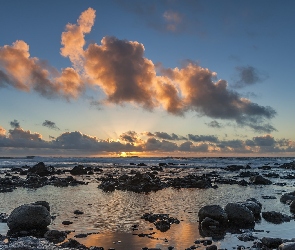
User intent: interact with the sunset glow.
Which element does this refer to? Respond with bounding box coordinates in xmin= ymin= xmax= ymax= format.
xmin=0 ymin=1 xmax=294 ymax=157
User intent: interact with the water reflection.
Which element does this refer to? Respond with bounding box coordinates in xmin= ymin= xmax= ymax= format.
xmin=0 ymin=176 xmax=295 ymax=249
xmin=76 ymin=222 xmax=204 ymax=250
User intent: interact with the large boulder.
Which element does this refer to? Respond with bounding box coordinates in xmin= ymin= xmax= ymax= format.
xmin=28 ymin=162 xmax=55 ymax=176
xmin=224 ymin=203 xmax=255 ymax=227
xmin=249 ymin=175 xmax=272 ymax=185
xmin=198 ymin=205 xmax=228 ymax=225
xmin=238 ymin=198 xmax=262 ymax=217
xmin=7 ymin=202 xmax=51 ymax=231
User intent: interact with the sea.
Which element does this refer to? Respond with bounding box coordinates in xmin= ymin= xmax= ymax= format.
xmin=1 ymin=156 xmax=295 ymax=250
xmin=0 ymin=156 xmax=294 ymax=169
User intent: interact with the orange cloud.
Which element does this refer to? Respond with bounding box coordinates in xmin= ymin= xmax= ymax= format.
xmin=163 ymin=10 xmax=182 ymax=31
xmin=0 ymin=126 xmax=6 ymax=136
xmin=0 ymin=40 xmax=83 ymax=99
xmin=0 ymin=8 xmax=277 ymax=133
xmin=84 ymin=36 xmax=157 ymax=109
xmin=60 ymin=7 xmax=96 ymax=71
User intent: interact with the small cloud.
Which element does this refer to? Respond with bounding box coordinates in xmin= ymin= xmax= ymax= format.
xmin=163 ymin=10 xmax=182 ymax=32
xmin=187 ymin=134 xmax=219 ymax=143
xmin=10 ymin=119 xmax=20 ymax=129
xmin=233 ymin=66 xmax=268 ymax=88
xmin=0 ymin=126 xmax=6 ymax=136
xmin=206 ymin=120 xmax=223 ymax=129
xmin=42 ymin=120 xmax=60 ymax=130
xmin=228 ymin=55 xmax=240 ymax=62
xmin=154 ymin=131 xmax=186 ymax=141
xmin=89 ymin=99 xmax=103 ymax=110
xmin=119 ymin=131 xmax=142 ymax=144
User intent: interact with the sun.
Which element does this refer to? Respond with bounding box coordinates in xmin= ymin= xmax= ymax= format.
xmin=119 ymin=152 xmax=127 ymax=157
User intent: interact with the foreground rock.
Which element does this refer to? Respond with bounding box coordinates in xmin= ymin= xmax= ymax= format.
xmin=198 ymin=205 xmax=228 ymax=225
xmin=225 ymin=203 xmax=255 ymax=227
xmin=7 ymin=201 xmax=51 ymax=232
xmin=198 ymin=198 xmax=262 ymax=238
xmin=262 ymin=211 xmax=291 ymax=224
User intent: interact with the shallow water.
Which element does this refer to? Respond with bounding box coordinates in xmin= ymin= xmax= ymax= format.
xmin=1 ymin=157 xmax=295 ymax=249
xmin=1 ymin=178 xmax=295 ymax=249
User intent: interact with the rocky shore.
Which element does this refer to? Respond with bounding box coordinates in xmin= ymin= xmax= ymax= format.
xmin=1 ymin=160 xmax=295 ymax=249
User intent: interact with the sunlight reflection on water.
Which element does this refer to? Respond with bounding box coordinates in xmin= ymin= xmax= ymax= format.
xmin=1 ymin=166 xmax=295 ymax=249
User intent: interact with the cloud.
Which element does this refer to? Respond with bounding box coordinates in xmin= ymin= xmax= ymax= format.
xmin=42 ymin=120 xmax=60 ymax=131
xmin=0 ymin=123 xmax=294 ymax=155
xmin=114 ymin=0 xmax=202 ymax=34
xmin=179 ymin=141 xmax=210 ymax=152
xmin=84 ymin=36 xmax=157 ymax=110
xmin=0 ymin=8 xmax=277 ymax=133
xmin=0 ymin=40 xmax=83 ymax=99
xmin=52 ymin=131 xmax=141 ymax=152
xmin=0 ymin=126 xmax=6 ymax=136
xmin=163 ymin=10 xmax=183 ymax=32
xmin=154 ymin=132 xmax=186 ymax=141
xmin=206 ymin=120 xmax=223 ymax=128
xmin=161 ymin=62 xmax=276 ymax=132
xmin=188 ymin=134 xmax=219 ymax=143
xmin=119 ymin=131 xmax=142 ymax=144
xmin=233 ymin=66 xmax=268 ymax=88
xmin=144 ymin=137 xmax=178 ymax=151
xmin=10 ymin=119 xmax=20 ymax=129
xmin=252 ymin=134 xmax=276 ymax=147
xmin=60 ymin=7 xmax=96 ymax=71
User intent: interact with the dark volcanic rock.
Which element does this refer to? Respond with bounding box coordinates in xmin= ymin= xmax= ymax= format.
xmin=70 ymin=165 xmax=88 ymax=175
xmin=60 ymin=238 xmax=88 ymax=249
xmin=224 ymin=165 xmax=245 ymax=171
xmin=280 ymin=191 xmax=295 ymax=204
xmin=32 ymin=201 xmax=50 ymax=212
xmin=238 ymin=198 xmax=262 ymax=217
xmin=141 ymin=213 xmax=179 ymax=232
xmin=249 ymin=175 xmax=272 ymax=185
xmin=0 ymin=212 xmax=9 ymax=223
xmin=198 ymin=205 xmax=228 ymax=225
xmin=98 ymin=171 xmax=165 ymax=193
xmin=27 ymin=162 xmax=55 ymax=176
xmin=7 ymin=202 xmax=51 ymax=231
xmin=154 ymin=220 xmax=171 ymax=232
xmin=280 ymin=161 xmax=295 ymax=170
xmin=44 ymin=229 xmax=67 ymax=243
xmin=290 ymin=200 xmax=295 ymax=213
xmin=225 ymin=203 xmax=255 ymax=228
xmin=279 ymin=242 xmax=295 ymax=250
xmin=262 ymin=211 xmax=291 ymax=224
xmin=261 ymin=237 xmax=283 ymax=249
xmin=62 ymin=220 xmax=73 ymax=225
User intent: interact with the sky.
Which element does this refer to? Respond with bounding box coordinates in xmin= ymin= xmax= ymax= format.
xmin=0 ymin=0 xmax=294 ymax=157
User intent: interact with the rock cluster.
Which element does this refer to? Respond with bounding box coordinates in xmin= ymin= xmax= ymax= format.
xmin=141 ymin=213 xmax=180 ymax=232
xmin=0 ymin=162 xmax=89 ymax=193
xmin=198 ymin=198 xmax=262 ymax=237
